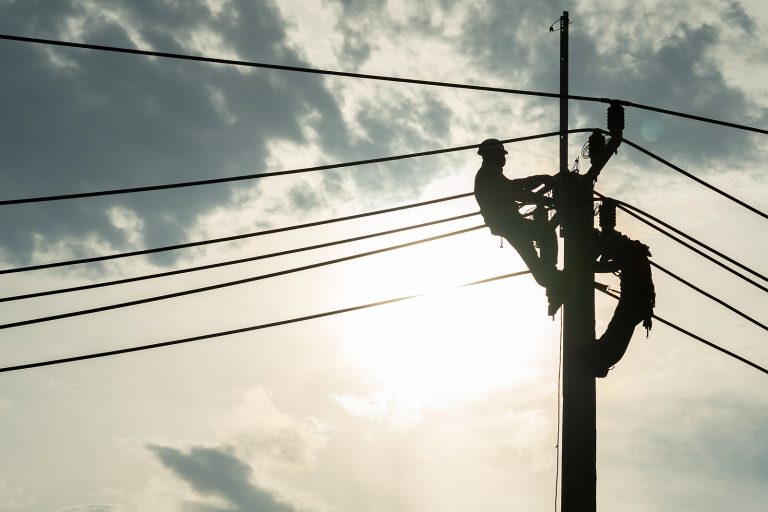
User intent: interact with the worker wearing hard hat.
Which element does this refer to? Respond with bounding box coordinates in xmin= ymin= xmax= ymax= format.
xmin=474 ymin=138 xmax=562 ymax=314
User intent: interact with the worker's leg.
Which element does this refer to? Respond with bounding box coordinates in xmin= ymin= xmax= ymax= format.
xmin=497 ymin=220 xmax=557 ymax=287
xmin=534 ymin=217 xmax=558 ymax=270
xmin=507 ymin=238 xmax=553 ymax=287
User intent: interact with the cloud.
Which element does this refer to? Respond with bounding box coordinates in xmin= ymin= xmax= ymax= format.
xmin=2 ymin=0 xmax=765 ymax=270
xmin=214 ymin=387 xmax=329 ymax=473
xmin=148 ymin=388 xmax=331 ymax=511
xmin=722 ymin=0 xmax=756 ymax=35
xmin=332 ymin=390 xmax=430 ymax=431
xmin=598 ymin=387 xmax=768 ymax=511
xmin=0 ymin=480 xmax=33 ymax=511
xmin=55 ymin=505 xmax=115 ymax=512
xmin=637 ymin=398 xmax=768 ymax=480
xmin=149 ymin=444 xmax=302 ymax=512
xmin=458 ymin=0 xmax=766 ymax=167
xmin=0 ymin=0 xmax=351 ymax=264
xmin=0 ymin=0 xmax=471 ymax=268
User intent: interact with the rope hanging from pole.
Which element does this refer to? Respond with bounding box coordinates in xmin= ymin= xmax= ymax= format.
xmin=593 ymin=197 xmax=656 ymax=378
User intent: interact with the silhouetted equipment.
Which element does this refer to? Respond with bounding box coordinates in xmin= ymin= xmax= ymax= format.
xmin=594 ymin=198 xmax=656 ymax=378
xmin=598 ymin=197 xmax=617 ymax=231
xmin=585 ymin=103 xmax=624 ymax=183
xmin=586 ymin=131 xmax=607 ymax=166
xmin=607 ymin=100 xmax=625 ymax=135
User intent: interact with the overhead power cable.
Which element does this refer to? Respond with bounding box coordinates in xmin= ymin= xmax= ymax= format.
xmin=5 ymin=273 xmax=766 ymax=375
xmin=598 ymin=288 xmax=768 ymax=377
xmin=0 ymin=212 xmax=479 ymax=303
xmin=0 ymin=225 xmax=484 ymax=331
xmin=622 ymin=137 xmax=768 ymax=221
xmin=651 ymin=260 xmax=767 ymax=333
xmin=0 ymin=271 xmax=532 ymax=373
xmin=0 ymin=129 xmax=592 ymax=206
xmin=608 ymin=198 xmax=768 ymax=294
xmin=1 ymin=193 xmax=475 ymax=274
xmin=3 ymin=34 xmax=767 ymax=135
xmin=618 ymin=100 xmax=768 ymax=136
xmin=595 ymin=191 xmax=767 ymax=285
xmin=0 ymin=34 xmax=605 ymax=101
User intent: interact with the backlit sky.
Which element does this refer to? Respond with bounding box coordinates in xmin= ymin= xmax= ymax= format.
xmin=1 ymin=1 xmax=767 ymax=511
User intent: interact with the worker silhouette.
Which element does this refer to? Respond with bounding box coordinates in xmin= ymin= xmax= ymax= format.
xmin=473 ymin=138 xmax=562 ymax=314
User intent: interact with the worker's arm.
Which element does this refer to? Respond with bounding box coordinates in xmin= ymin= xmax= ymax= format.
xmin=595 ymin=257 xmax=621 ymax=273
xmin=517 ymin=174 xmax=555 ymax=192
xmin=506 ymin=175 xmax=555 ymax=206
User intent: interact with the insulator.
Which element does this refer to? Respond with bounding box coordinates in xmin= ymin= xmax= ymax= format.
xmin=607 ymin=101 xmax=625 ymax=135
xmin=588 ymin=131 xmax=606 ymax=161
xmin=599 ymin=198 xmax=617 ymax=232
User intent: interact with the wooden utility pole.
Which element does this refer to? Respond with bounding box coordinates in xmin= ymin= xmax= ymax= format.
xmin=559 ymin=11 xmax=569 ymax=175
xmin=558 ymin=10 xmax=598 ymax=512
xmin=556 ymin=11 xmax=623 ymax=509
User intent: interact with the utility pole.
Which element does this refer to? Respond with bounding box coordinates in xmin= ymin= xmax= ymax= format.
xmin=556 ymin=12 xmax=624 ymax=511
xmin=559 ymin=11 xmax=569 ymax=175
xmin=558 ymin=10 xmax=597 ymax=512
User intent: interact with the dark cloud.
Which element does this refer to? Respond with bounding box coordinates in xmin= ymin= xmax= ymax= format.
xmin=149 ymin=444 xmax=301 ymax=512
xmin=1 ymin=0 xmax=763 ymax=266
xmin=569 ymin=20 xmax=762 ymax=167
xmin=459 ymin=0 xmax=765 ymax=168
xmin=345 ymin=95 xmax=454 ymax=200
xmin=0 ymin=0 xmax=350 ymax=264
xmin=722 ymin=0 xmax=756 ymax=35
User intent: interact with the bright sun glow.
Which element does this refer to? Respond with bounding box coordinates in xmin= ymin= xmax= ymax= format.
xmin=336 ymin=232 xmax=555 ymax=424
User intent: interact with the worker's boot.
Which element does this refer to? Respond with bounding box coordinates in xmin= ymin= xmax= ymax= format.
xmin=545 ymin=269 xmax=565 ymax=316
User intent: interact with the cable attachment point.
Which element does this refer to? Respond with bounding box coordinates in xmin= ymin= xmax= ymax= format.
xmin=549 ymin=17 xmax=572 ymax=32
xmin=587 ymin=130 xmax=607 ymax=163
xmin=607 ymin=101 xmax=625 ymax=136
xmin=599 ymin=197 xmax=617 ymax=233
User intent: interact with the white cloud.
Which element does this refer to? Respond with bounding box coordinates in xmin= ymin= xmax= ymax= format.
xmin=214 ymin=387 xmax=329 ymax=473
xmin=0 ymin=480 xmax=33 ymax=512
xmin=332 ymin=390 xmax=432 ymax=431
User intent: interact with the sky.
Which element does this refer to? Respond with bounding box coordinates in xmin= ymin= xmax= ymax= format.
xmin=0 ymin=0 xmax=766 ymax=511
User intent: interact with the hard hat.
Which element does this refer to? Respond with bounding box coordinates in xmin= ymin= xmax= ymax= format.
xmin=477 ymin=138 xmax=508 ymax=156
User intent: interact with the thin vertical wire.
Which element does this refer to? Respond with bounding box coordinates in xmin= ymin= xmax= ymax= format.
xmin=554 ymin=309 xmax=564 ymax=511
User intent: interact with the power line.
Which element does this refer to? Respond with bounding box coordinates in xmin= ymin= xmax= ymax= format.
xmin=0 ymin=129 xmax=592 ymax=206
xmin=0 ymin=212 xmax=479 ymax=302
xmin=3 ymin=34 xmax=767 ymax=136
xmin=619 ymin=100 xmax=768 ymax=137
xmin=608 ymin=198 xmax=768 ymax=294
xmin=598 ymin=288 xmax=768 ymax=376
xmin=595 ymin=191 xmax=767 ymax=284
xmin=0 ymin=34 xmax=604 ymax=101
xmin=5 ymin=273 xmax=766 ymax=375
xmin=1 ymin=193 xmax=475 ymax=274
xmin=0 ymin=225 xmax=484 ymax=331
xmin=651 ymin=260 xmax=767 ymax=333
xmin=554 ymin=310 xmax=563 ymax=512
xmin=622 ymin=137 xmax=768 ymax=221
xmin=0 ymin=271 xmax=531 ymax=373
